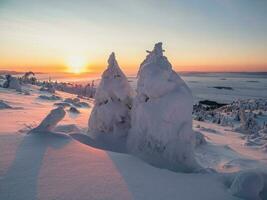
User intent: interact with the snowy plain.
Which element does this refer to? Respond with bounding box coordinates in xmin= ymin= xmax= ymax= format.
xmin=0 ymin=81 xmax=266 ymax=199
xmin=34 ymin=72 xmax=267 ymax=104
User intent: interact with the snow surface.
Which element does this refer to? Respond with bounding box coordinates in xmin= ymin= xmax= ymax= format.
xmin=0 ymin=70 xmax=267 ymax=200
xmin=128 ymin=43 xmax=200 ymax=172
xmin=1 ymin=73 xmax=267 ymax=199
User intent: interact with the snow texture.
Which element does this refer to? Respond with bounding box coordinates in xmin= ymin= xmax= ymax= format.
xmin=127 ymin=43 xmax=201 ymax=172
xmin=30 ymin=107 xmax=66 ymax=133
xmin=88 ymin=52 xmax=134 ymax=137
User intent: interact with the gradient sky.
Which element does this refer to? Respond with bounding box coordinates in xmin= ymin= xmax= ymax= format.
xmin=0 ymin=0 xmax=267 ymax=74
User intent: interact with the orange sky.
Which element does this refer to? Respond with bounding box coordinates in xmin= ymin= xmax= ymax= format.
xmin=0 ymin=0 xmax=267 ymax=74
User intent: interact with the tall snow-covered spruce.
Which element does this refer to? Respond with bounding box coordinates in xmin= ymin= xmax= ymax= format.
xmin=127 ymin=42 xmax=201 ymax=172
xmin=88 ymin=52 xmax=134 ymax=137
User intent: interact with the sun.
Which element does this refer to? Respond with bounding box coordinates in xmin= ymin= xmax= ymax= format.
xmin=67 ymin=56 xmax=87 ymax=74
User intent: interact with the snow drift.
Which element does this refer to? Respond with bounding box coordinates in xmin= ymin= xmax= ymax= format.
xmin=127 ymin=42 xmax=201 ymax=172
xmin=88 ymin=52 xmax=134 ymax=138
xmin=0 ymin=100 xmax=12 ymax=109
xmin=30 ymin=107 xmax=66 ymax=133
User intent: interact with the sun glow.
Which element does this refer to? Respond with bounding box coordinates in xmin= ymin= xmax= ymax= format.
xmin=67 ymin=56 xmax=88 ymax=74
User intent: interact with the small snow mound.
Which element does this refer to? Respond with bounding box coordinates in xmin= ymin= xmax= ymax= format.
xmin=69 ymin=106 xmax=80 ymax=114
xmin=64 ymin=97 xmax=80 ymax=104
xmin=54 ymin=124 xmax=81 ymax=134
xmin=88 ymin=52 xmax=133 ymax=138
xmin=23 ymin=90 xmax=30 ymax=95
xmin=30 ymin=107 xmax=66 ymax=133
xmin=127 ymin=42 xmax=201 ymax=172
xmin=63 ymin=98 xmax=89 ymax=108
xmin=0 ymin=100 xmax=12 ymax=109
xmin=230 ymin=170 xmax=264 ymax=200
xmin=39 ymin=94 xmax=61 ymax=101
xmin=77 ymin=101 xmax=90 ymax=108
xmin=54 ymin=102 xmax=71 ymax=108
xmin=40 ymin=85 xmax=55 ymax=93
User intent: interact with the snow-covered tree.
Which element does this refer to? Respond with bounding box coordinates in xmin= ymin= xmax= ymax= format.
xmin=236 ymin=108 xmax=261 ymax=135
xmin=88 ymin=52 xmax=134 ymax=137
xmin=3 ymin=75 xmax=22 ymax=92
xmin=127 ymin=42 xmax=201 ymax=172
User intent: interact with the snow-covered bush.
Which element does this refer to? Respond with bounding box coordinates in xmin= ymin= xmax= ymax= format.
xmin=3 ymin=75 xmax=22 ymax=92
xmin=40 ymin=84 xmax=55 ymax=93
xmin=127 ymin=43 xmax=201 ymax=172
xmin=39 ymin=94 xmax=61 ymax=101
xmin=235 ymin=108 xmax=261 ymax=135
xmin=230 ymin=170 xmax=264 ymax=200
xmin=88 ymin=52 xmax=134 ymax=137
xmin=30 ymin=107 xmax=66 ymax=133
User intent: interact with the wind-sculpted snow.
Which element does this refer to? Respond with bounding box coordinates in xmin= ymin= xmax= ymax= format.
xmin=0 ymin=100 xmax=12 ymax=109
xmin=88 ymin=52 xmax=134 ymax=137
xmin=127 ymin=43 xmax=201 ymax=172
xmin=30 ymin=107 xmax=66 ymax=133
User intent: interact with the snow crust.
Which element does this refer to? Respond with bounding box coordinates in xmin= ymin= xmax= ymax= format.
xmin=127 ymin=43 xmax=200 ymax=172
xmin=88 ymin=52 xmax=134 ymax=137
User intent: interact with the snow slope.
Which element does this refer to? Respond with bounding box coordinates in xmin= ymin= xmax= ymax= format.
xmin=1 ymin=84 xmax=267 ymax=200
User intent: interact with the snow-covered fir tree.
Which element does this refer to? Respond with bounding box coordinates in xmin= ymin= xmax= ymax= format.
xmin=127 ymin=42 xmax=201 ymax=172
xmin=3 ymin=75 xmax=22 ymax=92
xmin=88 ymin=52 xmax=134 ymax=137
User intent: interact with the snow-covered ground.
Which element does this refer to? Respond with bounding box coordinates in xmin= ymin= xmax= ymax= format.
xmin=1 ymin=82 xmax=267 ymax=199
